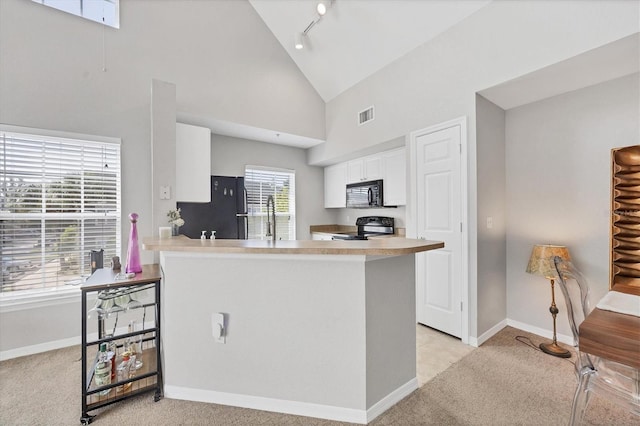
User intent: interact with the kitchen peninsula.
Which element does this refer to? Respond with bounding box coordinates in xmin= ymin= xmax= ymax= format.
xmin=143 ymin=236 xmax=443 ymax=424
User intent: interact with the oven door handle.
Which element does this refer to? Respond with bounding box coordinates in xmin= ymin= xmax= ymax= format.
xmin=368 ymin=187 xmax=373 ymax=206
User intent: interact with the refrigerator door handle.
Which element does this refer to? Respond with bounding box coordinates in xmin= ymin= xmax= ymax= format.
xmin=235 ymin=215 xmax=249 ymax=239
xmin=242 ymin=186 xmax=248 ymax=215
xmin=242 ymin=185 xmax=249 ymax=240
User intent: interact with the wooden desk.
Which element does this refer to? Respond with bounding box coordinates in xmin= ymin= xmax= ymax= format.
xmin=579 ymin=308 xmax=640 ymax=369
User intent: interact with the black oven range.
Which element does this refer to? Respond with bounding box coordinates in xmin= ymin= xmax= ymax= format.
xmin=331 ymin=216 xmax=395 ymax=241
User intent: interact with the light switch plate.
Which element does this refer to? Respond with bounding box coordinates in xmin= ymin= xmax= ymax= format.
xmin=159 ymin=186 xmax=171 ymax=200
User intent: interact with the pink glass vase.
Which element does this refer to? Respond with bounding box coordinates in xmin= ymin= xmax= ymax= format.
xmin=125 ymin=212 xmax=142 ymax=274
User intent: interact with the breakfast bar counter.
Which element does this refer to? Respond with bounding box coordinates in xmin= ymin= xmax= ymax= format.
xmin=143 ymin=235 xmax=443 ymax=255
xmin=143 ymin=235 xmax=443 ymax=424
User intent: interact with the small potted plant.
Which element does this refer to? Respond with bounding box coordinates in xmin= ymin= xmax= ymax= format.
xmin=167 ymin=208 xmax=185 ymax=236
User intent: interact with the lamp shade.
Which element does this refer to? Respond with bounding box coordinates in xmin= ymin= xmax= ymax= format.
xmin=526 ymin=244 xmax=571 ymax=279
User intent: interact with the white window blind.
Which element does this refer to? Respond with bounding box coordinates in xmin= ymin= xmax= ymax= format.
xmin=0 ymin=129 xmax=121 ymax=294
xmin=244 ymin=166 xmax=295 ymax=241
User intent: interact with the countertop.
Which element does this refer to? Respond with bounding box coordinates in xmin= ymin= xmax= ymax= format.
xmin=143 ymin=235 xmax=443 ymax=256
xmin=309 ymin=224 xmax=406 ymax=237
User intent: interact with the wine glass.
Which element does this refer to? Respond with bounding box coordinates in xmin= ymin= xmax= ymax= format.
xmin=113 ymin=290 xmax=130 ymax=311
xmin=127 ymin=320 xmax=144 ymax=369
xmin=88 ymin=289 xmax=115 ymax=319
xmin=87 ymin=297 xmax=102 ymax=320
xmin=98 ymin=289 xmax=118 ymax=317
xmin=126 ymin=291 xmax=143 ymax=311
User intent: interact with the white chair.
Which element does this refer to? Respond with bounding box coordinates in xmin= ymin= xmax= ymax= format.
xmin=553 ymin=256 xmax=640 ymax=425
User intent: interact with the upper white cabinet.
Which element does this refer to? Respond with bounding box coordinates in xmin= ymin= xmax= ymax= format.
xmin=324 ymin=162 xmax=347 ymax=208
xmin=347 ymin=155 xmax=383 ymax=183
xmin=381 ymin=147 xmax=406 ymax=206
xmin=176 ymin=123 xmax=211 ymax=202
xmin=323 ymin=147 xmax=406 ymax=209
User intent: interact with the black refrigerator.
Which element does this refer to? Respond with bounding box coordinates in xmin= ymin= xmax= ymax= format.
xmin=177 ymin=176 xmax=248 ymax=239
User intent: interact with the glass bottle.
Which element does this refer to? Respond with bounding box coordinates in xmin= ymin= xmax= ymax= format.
xmin=117 ymin=352 xmax=132 ymax=392
xmin=103 ymin=335 xmax=116 ymax=381
xmin=125 ymin=212 xmax=142 ymax=273
xmin=95 ymin=342 xmax=112 ymax=395
xmin=125 ymin=320 xmax=135 ymax=355
xmin=128 ymin=320 xmax=143 ymax=369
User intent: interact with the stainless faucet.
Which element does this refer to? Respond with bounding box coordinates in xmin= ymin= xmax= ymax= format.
xmin=265 ymin=195 xmax=276 ymax=241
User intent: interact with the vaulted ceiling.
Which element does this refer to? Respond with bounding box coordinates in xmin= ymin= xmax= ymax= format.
xmin=249 ymin=0 xmax=491 ymax=102
xmin=206 ymin=1 xmax=637 ymax=148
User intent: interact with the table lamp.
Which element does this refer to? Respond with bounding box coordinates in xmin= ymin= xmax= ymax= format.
xmin=526 ymin=244 xmax=572 ymax=358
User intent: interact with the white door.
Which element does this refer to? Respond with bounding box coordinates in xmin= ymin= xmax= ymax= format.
xmin=414 ymin=125 xmax=462 ymax=337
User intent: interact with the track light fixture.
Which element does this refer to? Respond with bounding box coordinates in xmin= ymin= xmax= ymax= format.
xmin=317 ymin=1 xmax=329 ymax=16
xmin=294 ymin=1 xmax=334 ymax=50
xmin=294 ymin=32 xmax=304 ymax=50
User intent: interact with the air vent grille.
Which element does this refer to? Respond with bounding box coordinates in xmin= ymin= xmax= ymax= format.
xmin=358 ymin=106 xmax=375 ymax=125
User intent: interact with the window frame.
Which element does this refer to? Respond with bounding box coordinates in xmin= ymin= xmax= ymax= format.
xmin=0 ymin=124 xmax=121 ymax=309
xmin=244 ymin=165 xmax=296 ymax=241
xmin=32 ymin=0 xmax=120 ymax=29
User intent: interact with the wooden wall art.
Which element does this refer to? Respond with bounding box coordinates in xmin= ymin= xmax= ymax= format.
xmin=610 ymin=145 xmax=640 ymax=295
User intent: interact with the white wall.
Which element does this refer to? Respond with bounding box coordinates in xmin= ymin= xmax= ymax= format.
xmin=151 ymin=80 xmax=177 ymax=244
xmin=475 ymin=95 xmax=507 ymax=337
xmin=0 ymin=0 xmax=324 ymax=250
xmin=0 ymin=0 xmax=324 ymax=354
xmin=210 ymin=134 xmax=337 ymax=240
xmin=161 ymin=252 xmax=416 ymax=421
xmin=310 ymin=0 xmax=639 ymax=340
xmin=505 ymin=73 xmax=640 ymax=336
xmin=310 ymin=1 xmax=638 ymax=165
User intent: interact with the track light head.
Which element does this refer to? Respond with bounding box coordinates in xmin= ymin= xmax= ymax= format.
xmin=317 ymin=1 xmax=328 ymax=16
xmin=294 ymin=32 xmax=304 ymax=50
xmin=295 ymin=1 xmax=333 ymax=50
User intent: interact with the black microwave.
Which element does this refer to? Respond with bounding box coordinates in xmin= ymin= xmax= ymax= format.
xmin=346 ymin=179 xmax=384 ymax=208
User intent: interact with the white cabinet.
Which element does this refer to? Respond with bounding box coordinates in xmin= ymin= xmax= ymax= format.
xmin=382 ymin=147 xmax=406 ymax=206
xmin=324 ymin=162 xmax=347 ymax=208
xmin=347 ymin=155 xmax=382 ymax=183
xmin=324 ymin=147 xmax=406 ymax=208
xmin=347 ymin=160 xmax=364 ymax=184
xmin=176 ymin=123 xmax=211 ymax=202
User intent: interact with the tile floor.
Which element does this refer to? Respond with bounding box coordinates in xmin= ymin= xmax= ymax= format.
xmin=416 ymin=323 xmax=476 ymax=386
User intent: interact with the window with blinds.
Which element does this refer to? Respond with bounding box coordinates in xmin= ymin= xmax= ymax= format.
xmin=244 ymin=166 xmax=295 ymax=241
xmin=0 ymin=129 xmax=121 ymax=295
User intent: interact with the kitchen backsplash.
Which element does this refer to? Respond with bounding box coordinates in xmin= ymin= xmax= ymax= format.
xmin=336 ymin=206 xmax=406 ymax=228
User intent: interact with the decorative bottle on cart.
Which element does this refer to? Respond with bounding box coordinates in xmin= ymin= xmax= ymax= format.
xmin=117 ymin=352 xmax=133 ymax=392
xmin=95 ymin=342 xmax=112 ymax=395
xmin=125 ymin=213 xmax=142 ymax=274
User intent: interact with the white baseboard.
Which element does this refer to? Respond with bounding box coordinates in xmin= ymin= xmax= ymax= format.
xmin=469 ymin=319 xmax=574 ymax=348
xmin=165 ymin=377 xmax=419 ymax=424
xmin=0 ymin=336 xmax=80 ymax=361
xmin=470 ymin=319 xmax=508 ymax=347
xmin=506 ymin=319 xmax=573 ymax=346
xmin=366 ymin=378 xmax=418 ymax=423
xmin=0 ymin=322 xmax=151 ymax=361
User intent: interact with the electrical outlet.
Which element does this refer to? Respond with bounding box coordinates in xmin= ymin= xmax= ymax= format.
xmin=212 ymin=313 xmax=226 ymax=344
xmin=486 ymin=217 xmax=493 ymax=229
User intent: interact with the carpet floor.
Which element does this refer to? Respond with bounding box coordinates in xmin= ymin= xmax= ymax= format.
xmin=1 ymin=326 xmax=637 ymax=425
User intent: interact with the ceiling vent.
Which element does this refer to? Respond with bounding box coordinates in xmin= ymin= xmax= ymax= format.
xmin=358 ymin=106 xmax=375 ymax=126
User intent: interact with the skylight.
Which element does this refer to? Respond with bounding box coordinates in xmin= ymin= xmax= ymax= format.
xmin=33 ymin=0 xmax=119 ymax=29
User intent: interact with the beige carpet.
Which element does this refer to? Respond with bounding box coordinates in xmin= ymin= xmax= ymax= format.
xmin=1 ymin=326 xmax=637 ymax=425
